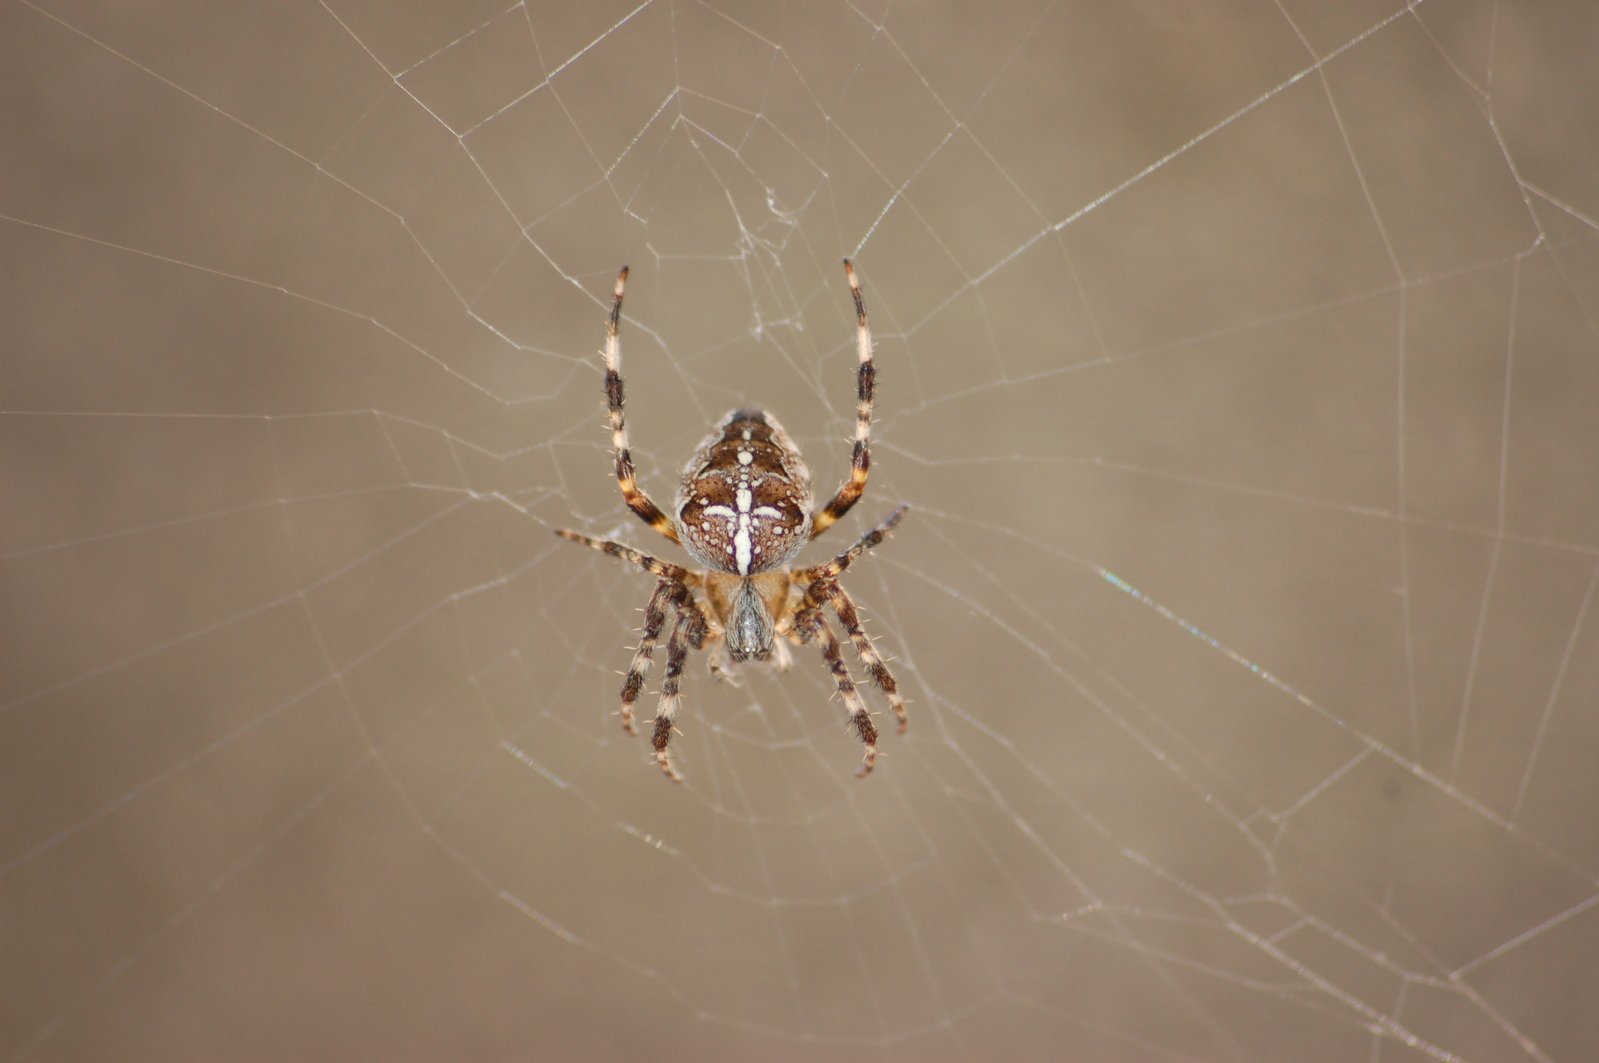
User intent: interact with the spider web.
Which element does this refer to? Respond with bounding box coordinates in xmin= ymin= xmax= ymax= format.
xmin=4 ymin=0 xmax=1599 ymax=1058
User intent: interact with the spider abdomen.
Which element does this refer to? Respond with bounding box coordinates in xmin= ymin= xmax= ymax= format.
xmin=674 ymin=408 xmax=813 ymax=575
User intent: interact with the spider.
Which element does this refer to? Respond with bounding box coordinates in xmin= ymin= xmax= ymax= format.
xmin=556 ymin=261 xmax=908 ymax=781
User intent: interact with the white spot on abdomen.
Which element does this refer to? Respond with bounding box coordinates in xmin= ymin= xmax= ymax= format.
xmin=734 ymin=523 xmax=751 ymax=573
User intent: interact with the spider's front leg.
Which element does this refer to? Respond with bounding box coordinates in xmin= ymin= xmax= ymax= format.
xmin=652 ymin=606 xmax=707 ymax=782
xmin=806 ymin=578 xmax=906 ymax=734
xmin=554 ymin=529 xmax=693 ymax=735
xmin=792 ymin=607 xmax=878 ymax=778
xmin=615 ymin=579 xmax=678 ymax=735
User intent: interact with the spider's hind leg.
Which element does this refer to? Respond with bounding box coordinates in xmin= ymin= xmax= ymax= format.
xmin=810 ymin=261 xmax=878 ymax=541
xmin=598 ymin=266 xmax=680 ymax=545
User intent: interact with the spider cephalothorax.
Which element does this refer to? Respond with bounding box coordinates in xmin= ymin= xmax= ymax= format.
xmin=556 ymin=262 xmax=907 ymax=781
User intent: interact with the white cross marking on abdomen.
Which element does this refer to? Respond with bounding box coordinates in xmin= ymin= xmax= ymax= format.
xmin=733 ymin=487 xmax=754 ymax=573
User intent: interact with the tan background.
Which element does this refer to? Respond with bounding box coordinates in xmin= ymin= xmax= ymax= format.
xmin=4 ymin=1 xmax=1598 ymax=1059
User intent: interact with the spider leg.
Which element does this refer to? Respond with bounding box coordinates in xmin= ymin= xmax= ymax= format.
xmin=600 ymin=266 xmax=679 ymax=544
xmin=799 ymin=504 xmax=907 ymax=584
xmin=554 ymin=528 xmax=688 ymax=581
xmin=652 ymin=608 xmax=703 ymax=782
xmin=614 ymin=579 xmax=677 ymax=735
xmin=793 ymin=607 xmax=878 ymax=777
xmin=810 ymin=260 xmax=877 ymax=541
xmin=808 ymin=578 xmax=907 ymax=734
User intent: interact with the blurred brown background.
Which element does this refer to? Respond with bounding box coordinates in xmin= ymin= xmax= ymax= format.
xmin=3 ymin=1 xmax=1598 ymax=1059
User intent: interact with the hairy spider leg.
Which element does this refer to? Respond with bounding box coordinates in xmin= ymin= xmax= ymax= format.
xmin=808 ymin=578 xmax=907 ymax=734
xmin=553 ymin=530 xmax=715 ymax=739
xmin=792 ymin=607 xmax=879 ymax=776
xmin=800 ymin=504 xmax=907 ymax=584
xmin=616 ymin=580 xmax=676 ymax=735
xmin=653 ymin=606 xmax=706 ymax=782
xmin=601 ymin=266 xmax=679 ymax=543
xmin=809 ymin=260 xmax=877 ymax=541
xmin=553 ymin=529 xmax=687 ymax=581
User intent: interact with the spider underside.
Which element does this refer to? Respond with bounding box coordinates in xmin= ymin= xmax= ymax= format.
xmin=556 ymin=261 xmax=907 ymax=781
